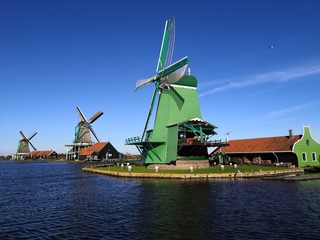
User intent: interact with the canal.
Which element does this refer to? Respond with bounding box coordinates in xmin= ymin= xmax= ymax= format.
xmin=0 ymin=161 xmax=319 ymax=239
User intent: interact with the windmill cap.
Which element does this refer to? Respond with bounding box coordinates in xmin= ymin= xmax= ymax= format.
xmin=174 ymin=75 xmax=197 ymax=87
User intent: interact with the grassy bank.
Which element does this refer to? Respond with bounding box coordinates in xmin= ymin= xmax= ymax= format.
xmin=99 ymin=165 xmax=285 ymax=174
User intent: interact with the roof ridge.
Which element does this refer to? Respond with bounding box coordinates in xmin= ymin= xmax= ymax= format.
xmin=229 ymin=134 xmax=301 ymax=141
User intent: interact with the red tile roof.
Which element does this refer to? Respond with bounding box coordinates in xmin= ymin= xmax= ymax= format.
xmin=218 ymin=135 xmax=301 ymax=153
xmin=79 ymin=142 xmax=108 ymax=156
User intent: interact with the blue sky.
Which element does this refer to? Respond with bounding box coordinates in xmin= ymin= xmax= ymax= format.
xmin=1 ymin=0 xmax=320 ymax=155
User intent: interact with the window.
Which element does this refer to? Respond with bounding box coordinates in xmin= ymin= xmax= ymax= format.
xmin=312 ymin=152 xmax=317 ymax=162
xmin=302 ymin=152 xmax=307 ymax=162
xmin=306 ymin=139 xmax=310 ymax=145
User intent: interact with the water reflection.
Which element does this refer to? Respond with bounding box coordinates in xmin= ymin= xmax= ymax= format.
xmin=132 ymin=179 xmax=213 ymax=239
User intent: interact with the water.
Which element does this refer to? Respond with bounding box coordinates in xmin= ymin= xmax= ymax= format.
xmin=0 ymin=161 xmax=320 ymax=240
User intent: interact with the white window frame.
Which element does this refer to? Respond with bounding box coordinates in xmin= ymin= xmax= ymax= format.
xmin=302 ymin=152 xmax=307 ymax=162
xmin=312 ymin=152 xmax=317 ymax=162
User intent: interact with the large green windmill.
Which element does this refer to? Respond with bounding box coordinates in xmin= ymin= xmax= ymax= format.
xmin=126 ymin=18 xmax=225 ymax=165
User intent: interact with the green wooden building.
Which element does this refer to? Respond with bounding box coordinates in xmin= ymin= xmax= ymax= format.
xmin=293 ymin=126 xmax=320 ymax=167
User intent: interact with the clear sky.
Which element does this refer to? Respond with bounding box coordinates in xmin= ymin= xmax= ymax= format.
xmin=1 ymin=0 xmax=320 ymax=156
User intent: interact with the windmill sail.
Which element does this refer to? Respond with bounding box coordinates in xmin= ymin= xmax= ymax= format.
xmin=29 ymin=141 xmax=37 ymax=151
xmin=159 ymin=60 xmax=188 ymax=87
xmin=135 ymin=56 xmax=188 ymax=90
xmin=141 ymin=85 xmax=158 ymax=141
xmin=28 ymin=132 xmax=37 ymax=141
xmin=135 ymin=76 xmax=156 ymax=91
xmin=77 ymin=107 xmax=87 ymax=122
xmin=90 ymin=127 xmax=100 ymax=142
xmin=135 ymin=18 xmax=178 ymax=91
xmin=134 ymin=17 xmax=188 ymax=141
xmin=19 ymin=130 xmax=27 ymax=140
xmin=157 ymin=17 xmax=175 ymax=72
xmin=89 ymin=111 xmax=103 ymax=124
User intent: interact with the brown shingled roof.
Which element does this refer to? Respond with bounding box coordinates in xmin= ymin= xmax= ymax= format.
xmin=218 ymin=135 xmax=302 ymax=153
xmin=28 ymin=150 xmax=56 ymax=156
xmin=79 ymin=142 xmax=108 ymax=155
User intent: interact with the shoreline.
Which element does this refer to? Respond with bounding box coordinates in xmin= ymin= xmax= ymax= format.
xmin=82 ymin=166 xmax=304 ymax=179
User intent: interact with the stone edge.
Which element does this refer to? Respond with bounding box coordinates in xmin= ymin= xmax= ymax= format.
xmin=82 ymin=167 xmax=304 ymax=179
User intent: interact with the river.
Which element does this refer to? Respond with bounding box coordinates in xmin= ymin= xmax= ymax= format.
xmin=0 ymin=161 xmax=319 ymax=239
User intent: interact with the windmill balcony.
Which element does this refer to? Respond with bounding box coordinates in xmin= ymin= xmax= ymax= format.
xmin=125 ymin=136 xmax=141 ymax=145
xmin=207 ymin=139 xmax=229 ymax=145
xmin=178 ymin=138 xmax=228 ymax=147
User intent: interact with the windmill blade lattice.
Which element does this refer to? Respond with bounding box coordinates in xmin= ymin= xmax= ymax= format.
xmin=157 ymin=17 xmax=175 ymax=72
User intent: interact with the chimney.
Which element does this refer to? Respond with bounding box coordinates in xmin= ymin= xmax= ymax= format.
xmin=289 ymin=129 xmax=293 ymax=139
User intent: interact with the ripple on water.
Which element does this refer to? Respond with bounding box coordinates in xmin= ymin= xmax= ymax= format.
xmin=1 ymin=161 xmax=320 ymax=239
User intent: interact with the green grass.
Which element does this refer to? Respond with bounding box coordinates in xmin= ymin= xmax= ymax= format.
xmin=98 ymin=165 xmax=289 ymax=174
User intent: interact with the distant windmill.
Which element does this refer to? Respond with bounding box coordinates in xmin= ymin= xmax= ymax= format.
xmin=17 ymin=130 xmax=37 ymax=154
xmin=74 ymin=107 xmax=103 ymax=143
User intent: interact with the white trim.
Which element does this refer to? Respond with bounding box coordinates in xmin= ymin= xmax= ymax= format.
xmin=292 ymin=125 xmax=317 ymax=151
xmin=171 ymin=84 xmax=196 ymax=90
xmin=303 ymin=125 xmax=320 ymax=144
xmin=312 ymin=152 xmax=317 ymax=162
xmin=302 ymin=152 xmax=307 ymax=162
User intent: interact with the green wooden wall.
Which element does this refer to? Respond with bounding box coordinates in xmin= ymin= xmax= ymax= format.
xmin=144 ymin=75 xmax=201 ymax=164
